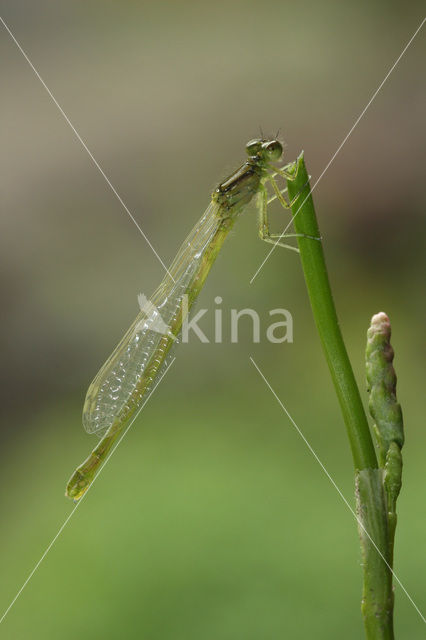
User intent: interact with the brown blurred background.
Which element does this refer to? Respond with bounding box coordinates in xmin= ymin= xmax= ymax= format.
xmin=1 ymin=2 xmax=425 ymax=638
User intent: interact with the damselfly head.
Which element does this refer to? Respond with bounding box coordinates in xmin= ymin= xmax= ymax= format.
xmin=246 ymin=138 xmax=283 ymax=162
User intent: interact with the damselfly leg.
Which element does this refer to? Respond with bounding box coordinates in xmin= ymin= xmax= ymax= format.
xmin=258 ymin=174 xmax=321 ymax=250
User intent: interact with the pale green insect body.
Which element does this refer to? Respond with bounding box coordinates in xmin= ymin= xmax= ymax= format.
xmin=66 ymin=138 xmax=300 ymax=500
xmin=83 ymin=201 xmax=221 ymax=438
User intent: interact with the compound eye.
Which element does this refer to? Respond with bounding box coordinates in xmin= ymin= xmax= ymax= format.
xmin=263 ymin=140 xmax=283 ymax=161
xmin=246 ymin=139 xmax=262 ymax=157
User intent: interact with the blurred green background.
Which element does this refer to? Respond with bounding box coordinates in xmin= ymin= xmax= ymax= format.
xmin=1 ymin=1 xmax=425 ymax=638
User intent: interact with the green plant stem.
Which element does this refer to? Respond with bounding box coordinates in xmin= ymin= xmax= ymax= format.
xmin=356 ymin=469 xmax=394 ymax=639
xmin=286 ymin=154 xmax=377 ymax=470
xmin=286 ymin=153 xmax=394 ymax=639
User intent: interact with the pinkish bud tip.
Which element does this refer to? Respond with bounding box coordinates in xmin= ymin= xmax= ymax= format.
xmin=370 ymin=312 xmax=391 ymax=336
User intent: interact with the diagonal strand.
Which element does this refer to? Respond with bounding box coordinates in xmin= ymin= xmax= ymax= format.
xmin=0 ymin=16 xmax=175 ymax=282
xmin=249 ymin=356 xmax=426 ymax=624
xmin=0 ymin=357 xmax=176 ymax=625
xmin=250 ymin=16 xmax=425 ymax=284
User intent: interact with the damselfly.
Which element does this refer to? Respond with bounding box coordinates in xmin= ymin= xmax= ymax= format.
xmin=66 ymin=138 xmax=310 ymax=500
